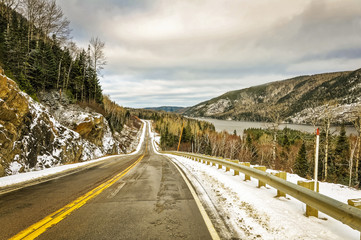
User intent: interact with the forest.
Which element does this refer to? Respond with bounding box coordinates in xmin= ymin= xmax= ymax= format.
xmin=0 ymin=0 xmax=135 ymax=138
xmin=139 ymin=107 xmax=361 ymax=187
xmin=0 ymin=0 xmax=104 ymax=103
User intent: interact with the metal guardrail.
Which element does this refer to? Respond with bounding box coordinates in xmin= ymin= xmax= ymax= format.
xmin=164 ymin=151 xmax=361 ymax=232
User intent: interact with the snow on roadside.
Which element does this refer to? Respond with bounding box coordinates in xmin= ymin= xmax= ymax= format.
xmin=0 ymin=155 xmax=118 ymax=188
xmin=0 ymin=119 xmax=147 ymax=188
xmin=284 ymin=171 xmax=361 ymax=204
xmin=146 ymin=120 xmax=161 ymax=154
xmin=145 ymin=123 xmax=360 ymax=239
xmin=167 ymin=155 xmax=359 ymax=239
xmin=128 ymin=120 xmax=146 ymax=155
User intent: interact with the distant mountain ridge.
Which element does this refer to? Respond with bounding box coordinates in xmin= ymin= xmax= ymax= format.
xmin=144 ymin=106 xmax=186 ymax=113
xmin=184 ymin=69 xmax=361 ymax=124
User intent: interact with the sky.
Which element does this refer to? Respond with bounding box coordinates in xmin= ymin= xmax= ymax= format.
xmin=56 ymin=0 xmax=361 ymax=108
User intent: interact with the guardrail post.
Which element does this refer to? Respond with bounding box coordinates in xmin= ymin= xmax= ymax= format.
xmin=347 ymin=199 xmax=361 ymax=240
xmin=271 ymin=171 xmax=287 ymax=197
xmin=254 ymin=166 xmax=267 ymax=187
xmin=297 ymin=181 xmax=319 ymax=217
xmin=218 ymin=163 xmax=222 ymax=169
xmin=223 ymin=159 xmax=229 ymax=172
xmin=212 ymin=162 xmax=216 ymax=167
xmin=231 ymin=160 xmax=239 ymax=175
xmin=240 ymin=162 xmax=251 ymax=181
xmin=206 ymin=160 xmax=210 ymax=165
xmin=348 ymin=198 xmax=361 ymax=209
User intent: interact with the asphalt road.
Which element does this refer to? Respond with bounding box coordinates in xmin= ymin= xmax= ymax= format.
xmin=0 ymin=123 xmax=213 ymax=240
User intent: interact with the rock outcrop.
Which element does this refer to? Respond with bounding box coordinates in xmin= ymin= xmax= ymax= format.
xmin=0 ymin=74 xmax=141 ymax=177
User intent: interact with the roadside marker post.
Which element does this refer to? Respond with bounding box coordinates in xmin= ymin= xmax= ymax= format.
xmin=177 ymin=121 xmax=185 ymax=152
xmin=314 ymin=128 xmax=320 ymax=193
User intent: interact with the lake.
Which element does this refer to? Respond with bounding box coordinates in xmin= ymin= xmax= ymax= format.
xmin=195 ymin=118 xmax=357 ymax=136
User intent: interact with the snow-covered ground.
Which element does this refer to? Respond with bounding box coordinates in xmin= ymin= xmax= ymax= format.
xmin=0 ymin=120 xmax=147 ymax=188
xmin=146 ymin=122 xmax=360 ymax=239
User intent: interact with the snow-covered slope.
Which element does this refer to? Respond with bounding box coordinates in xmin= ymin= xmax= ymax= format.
xmin=0 ymin=73 xmax=141 ymax=176
xmin=0 ymin=120 xmax=147 ymax=188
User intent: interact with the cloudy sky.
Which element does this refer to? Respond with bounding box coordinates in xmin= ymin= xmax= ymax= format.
xmin=57 ymin=0 xmax=361 ymax=108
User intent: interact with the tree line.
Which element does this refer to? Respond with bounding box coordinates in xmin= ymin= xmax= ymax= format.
xmin=137 ymin=107 xmax=361 ymax=187
xmin=0 ymin=0 xmax=106 ymax=103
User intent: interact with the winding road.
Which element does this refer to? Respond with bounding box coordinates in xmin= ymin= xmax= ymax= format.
xmin=0 ymin=122 xmax=214 ymax=240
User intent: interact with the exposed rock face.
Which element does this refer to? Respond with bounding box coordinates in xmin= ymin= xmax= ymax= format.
xmin=38 ymin=91 xmax=123 ymax=154
xmin=204 ymin=98 xmax=231 ymax=116
xmin=0 ymin=74 xmax=141 ymax=177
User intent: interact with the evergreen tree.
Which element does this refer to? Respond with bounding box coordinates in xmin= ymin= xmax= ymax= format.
xmin=334 ymin=124 xmax=350 ymax=184
xmin=282 ymin=128 xmax=290 ymax=151
xmin=294 ymin=142 xmax=308 ymax=178
xmin=0 ymin=3 xmax=103 ymax=102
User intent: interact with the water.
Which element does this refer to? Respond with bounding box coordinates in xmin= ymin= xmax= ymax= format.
xmin=196 ymin=118 xmax=357 ymax=136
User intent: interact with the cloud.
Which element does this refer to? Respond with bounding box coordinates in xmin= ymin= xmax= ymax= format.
xmin=57 ymin=0 xmax=361 ymax=107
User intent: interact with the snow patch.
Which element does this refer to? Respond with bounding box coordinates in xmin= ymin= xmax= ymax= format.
xmin=205 ymin=98 xmax=231 ymax=116
xmin=8 ymin=162 xmax=22 ymax=175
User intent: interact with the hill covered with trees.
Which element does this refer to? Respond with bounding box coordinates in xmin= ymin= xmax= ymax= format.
xmin=184 ymin=69 xmax=361 ymax=124
xmin=0 ymin=0 xmax=104 ymax=103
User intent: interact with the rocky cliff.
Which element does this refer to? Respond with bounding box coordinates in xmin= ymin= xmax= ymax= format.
xmin=0 ymin=73 xmax=141 ymax=177
xmin=184 ymin=69 xmax=361 ymax=124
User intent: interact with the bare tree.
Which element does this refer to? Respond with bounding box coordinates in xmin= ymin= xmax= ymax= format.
xmin=20 ymin=0 xmax=46 ymax=49
xmin=1 ymin=0 xmax=20 ymax=25
xmin=349 ymin=137 xmax=358 ymax=186
xmin=266 ymin=111 xmax=281 ymax=169
xmin=63 ymin=41 xmax=78 ymax=91
xmin=89 ymin=37 xmax=106 ymax=101
xmin=321 ymin=101 xmax=336 ymax=181
xmin=89 ymin=36 xmax=106 ymax=75
xmin=39 ymin=0 xmax=70 ymax=44
xmin=352 ymin=107 xmax=361 ymax=185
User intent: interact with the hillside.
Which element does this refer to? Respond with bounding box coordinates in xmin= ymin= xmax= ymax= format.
xmin=0 ymin=1 xmax=102 ymax=104
xmin=0 ymin=3 xmax=145 ymax=177
xmin=184 ymin=69 xmax=361 ymax=124
xmin=0 ymin=72 xmax=141 ymax=177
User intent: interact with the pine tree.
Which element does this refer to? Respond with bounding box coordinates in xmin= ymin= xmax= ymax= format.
xmin=294 ymin=142 xmax=308 ymax=178
xmin=282 ymin=128 xmax=290 ymax=151
xmin=334 ymin=124 xmax=350 ymax=184
xmin=0 ymin=4 xmax=103 ymax=103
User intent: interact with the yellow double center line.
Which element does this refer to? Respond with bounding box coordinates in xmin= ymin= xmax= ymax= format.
xmin=11 ymin=153 xmax=145 ymax=240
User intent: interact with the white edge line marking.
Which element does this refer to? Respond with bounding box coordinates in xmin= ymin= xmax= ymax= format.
xmin=170 ymin=159 xmax=221 ymax=240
